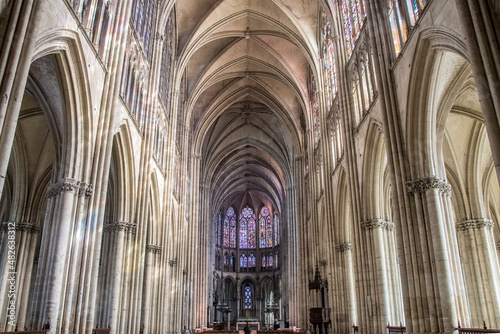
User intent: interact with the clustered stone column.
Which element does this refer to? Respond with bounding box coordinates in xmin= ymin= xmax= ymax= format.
xmin=332 ymin=242 xmax=354 ymax=334
xmin=142 ymin=244 xmax=162 ymax=334
xmin=28 ymin=178 xmax=93 ymax=333
xmin=0 ymin=221 xmax=39 ymax=331
xmin=405 ymin=176 xmax=469 ymax=332
xmin=455 ymin=218 xmax=500 ymax=327
xmin=356 ymin=219 xmax=403 ymax=332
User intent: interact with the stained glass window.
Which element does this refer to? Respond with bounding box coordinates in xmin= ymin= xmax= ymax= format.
xmin=216 ymin=212 xmax=221 ymax=245
xmin=131 ymin=0 xmax=156 ymax=61
xmin=159 ymin=11 xmax=174 ymax=108
xmin=341 ymin=0 xmax=367 ymax=57
xmin=240 ymin=206 xmax=256 ymax=249
xmin=266 ymin=213 xmax=273 ymax=248
xmin=249 ymin=254 xmax=256 ymax=267
xmin=268 ymin=255 xmax=273 ymax=267
xmin=388 ymin=0 xmax=427 ymax=56
xmin=274 ymin=213 xmax=280 ymax=246
xmin=244 ymin=285 xmax=252 ymax=309
xmin=240 ymin=212 xmax=248 ymax=249
xmin=262 ymin=256 xmax=267 ymax=268
xmin=240 ymin=254 xmax=248 ymax=268
xmin=259 ymin=207 xmax=268 ymax=248
xmin=259 ymin=207 xmax=272 ymax=248
xmin=321 ymin=11 xmax=338 ymax=113
xmin=224 ymin=207 xmax=236 ymax=248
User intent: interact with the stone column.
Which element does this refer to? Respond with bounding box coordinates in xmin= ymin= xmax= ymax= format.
xmin=0 ymin=0 xmax=41 ymax=199
xmin=333 ymin=242 xmax=355 ymax=334
xmin=456 ymin=219 xmax=500 ymax=328
xmin=142 ymin=244 xmax=161 ymax=334
xmin=455 ymin=0 xmax=500 ymax=185
xmin=358 ymin=219 xmax=403 ymax=332
xmin=12 ymin=222 xmax=40 ymax=331
xmin=102 ymin=221 xmax=129 ymax=334
xmin=405 ymin=177 xmax=467 ymax=333
xmin=32 ymin=178 xmax=81 ymax=332
xmin=0 ymin=221 xmax=39 ymax=331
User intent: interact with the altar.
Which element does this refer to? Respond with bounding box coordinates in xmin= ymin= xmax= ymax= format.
xmin=236 ymin=320 xmax=260 ymax=334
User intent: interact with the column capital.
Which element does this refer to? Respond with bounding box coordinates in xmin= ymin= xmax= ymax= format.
xmin=405 ymin=176 xmax=451 ymax=196
xmin=46 ymin=178 xmax=80 ymax=198
xmin=103 ymin=221 xmax=137 ymax=234
xmin=456 ymin=218 xmax=494 ymax=231
xmin=79 ymin=183 xmax=93 ymax=198
xmin=361 ymin=218 xmax=394 ymax=231
xmin=16 ymin=221 xmax=40 ymax=233
xmin=335 ymin=242 xmax=352 ymax=252
xmin=146 ymin=244 xmax=162 ymax=254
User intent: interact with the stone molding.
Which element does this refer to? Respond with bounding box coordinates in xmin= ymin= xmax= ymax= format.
xmin=146 ymin=244 xmax=162 ymax=254
xmin=79 ymin=183 xmax=94 ymax=198
xmin=1 ymin=221 xmax=40 ymax=233
xmin=361 ymin=218 xmax=395 ymax=231
xmin=497 ymin=242 xmax=500 ymax=251
xmin=335 ymin=242 xmax=352 ymax=252
xmin=47 ymin=178 xmax=93 ymax=198
xmin=169 ymin=259 xmax=178 ymax=267
xmin=103 ymin=221 xmax=137 ymax=234
xmin=405 ymin=176 xmax=451 ymax=196
xmin=456 ymin=219 xmax=494 ymax=231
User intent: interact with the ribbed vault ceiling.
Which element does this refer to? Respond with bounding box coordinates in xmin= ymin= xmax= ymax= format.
xmin=171 ymin=0 xmax=324 ymax=212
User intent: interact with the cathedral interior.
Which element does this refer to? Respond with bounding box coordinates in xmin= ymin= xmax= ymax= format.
xmin=0 ymin=0 xmax=500 ymax=333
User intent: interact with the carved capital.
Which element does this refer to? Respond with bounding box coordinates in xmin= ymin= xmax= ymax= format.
xmin=456 ymin=219 xmax=494 ymax=231
xmin=497 ymin=242 xmax=500 ymax=251
xmin=169 ymin=259 xmax=178 ymax=267
xmin=1 ymin=221 xmax=40 ymax=233
xmin=146 ymin=244 xmax=162 ymax=254
xmin=47 ymin=178 xmax=80 ymax=198
xmin=79 ymin=183 xmax=93 ymax=198
xmin=405 ymin=176 xmax=451 ymax=196
xmin=17 ymin=221 xmax=40 ymax=233
xmin=335 ymin=242 xmax=352 ymax=252
xmin=361 ymin=219 xmax=394 ymax=231
xmin=104 ymin=221 xmax=137 ymax=234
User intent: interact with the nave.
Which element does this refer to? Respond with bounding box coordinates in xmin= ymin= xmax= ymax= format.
xmin=0 ymin=0 xmax=500 ymax=333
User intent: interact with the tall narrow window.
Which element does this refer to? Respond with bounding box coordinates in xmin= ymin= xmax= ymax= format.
xmin=268 ymin=254 xmax=273 ymax=267
xmin=249 ymin=254 xmax=256 ymax=267
xmin=274 ymin=213 xmax=280 ymax=246
xmin=259 ymin=207 xmax=269 ymax=248
xmin=266 ymin=213 xmax=273 ymax=248
xmin=322 ymin=11 xmax=338 ymax=112
xmin=224 ymin=207 xmax=236 ymax=248
xmin=388 ymin=0 xmax=406 ymax=55
xmin=388 ymin=0 xmax=427 ymax=56
xmin=216 ymin=212 xmax=221 ymax=246
xmin=244 ymin=285 xmax=252 ymax=309
xmin=240 ymin=254 xmax=248 ymax=268
xmin=240 ymin=206 xmax=256 ymax=249
xmin=342 ymin=0 xmax=367 ymax=57
xmin=259 ymin=207 xmax=272 ymax=248
xmin=159 ymin=10 xmax=174 ymax=109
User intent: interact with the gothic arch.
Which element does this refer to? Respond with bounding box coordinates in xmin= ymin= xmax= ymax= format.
xmin=31 ymin=30 xmax=93 ymax=181
xmin=406 ymin=27 xmax=469 ymax=178
xmin=361 ymin=121 xmax=388 ymax=221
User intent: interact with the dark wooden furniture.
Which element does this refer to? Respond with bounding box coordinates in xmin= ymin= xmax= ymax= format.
xmin=387 ymin=325 xmax=406 ymax=333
